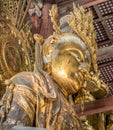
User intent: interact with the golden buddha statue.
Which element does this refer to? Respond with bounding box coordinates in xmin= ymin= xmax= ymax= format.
xmin=0 ymin=3 xmax=109 ymax=130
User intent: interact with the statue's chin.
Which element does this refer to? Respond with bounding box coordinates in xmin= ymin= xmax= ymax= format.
xmin=51 ymin=72 xmax=82 ymax=96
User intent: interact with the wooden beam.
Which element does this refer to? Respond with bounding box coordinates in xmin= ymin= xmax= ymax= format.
xmin=97 ymin=54 xmax=113 ymax=62
xmin=97 ymin=40 xmax=112 ymax=48
xmin=58 ymin=0 xmax=109 ymax=7
xmin=97 ymin=45 xmax=113 ymax=61
xmin=83 ymin=0 xmax=109 ymax=8
xmin=44 ymin=0 xmax=56 ymax=4
xmin=98 ymin=61 xmax=113 ymax=68
xmin=73 ymin=96 xmax=113 ymax=116
xmin=94 ymin=5 xmax=113 ymax=44
xmin=39 ymin=2 xmax=54 ymax=38
xmin=94 ymin=14 xmax=113 ymax=23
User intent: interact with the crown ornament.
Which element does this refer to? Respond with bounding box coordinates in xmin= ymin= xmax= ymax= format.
xmin=49 ymin=4 xmax=61 ymax=34
xmin=68 ymin=4 xmax=98 ymax=74
xmin=49 ymin=4 xmax=98 ymax=74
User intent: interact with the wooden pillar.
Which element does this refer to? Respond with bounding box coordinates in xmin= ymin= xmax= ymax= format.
xmin=39 ymin=1 xmax=54 ymax=39
xmin=30 ymin=16 xmax=41 ymax=34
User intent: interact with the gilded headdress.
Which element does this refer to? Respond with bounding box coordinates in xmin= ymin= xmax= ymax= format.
xmin=43 ymin=4 xmax=98 ymax=74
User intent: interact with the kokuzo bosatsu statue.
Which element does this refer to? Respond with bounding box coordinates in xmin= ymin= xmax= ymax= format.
xmin=0 ymin=4 xmax=108 ymax=130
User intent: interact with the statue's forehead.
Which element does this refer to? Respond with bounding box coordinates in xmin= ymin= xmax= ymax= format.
xmin=42 ymin=33 xmax=91 ymax=64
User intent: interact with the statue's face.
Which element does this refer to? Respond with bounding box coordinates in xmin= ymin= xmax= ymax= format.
xmin=42 ymin=34 xmax=91 ymax=96
xmin=51 ymin=41 xmax=89 ymax=96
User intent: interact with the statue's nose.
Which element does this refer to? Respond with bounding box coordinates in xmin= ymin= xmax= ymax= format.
xmin=11 ymin=126 xmax=49 ymax=130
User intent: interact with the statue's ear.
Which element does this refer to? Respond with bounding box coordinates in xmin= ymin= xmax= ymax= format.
xmin=11 ymin=126 xmax=49 ymax=130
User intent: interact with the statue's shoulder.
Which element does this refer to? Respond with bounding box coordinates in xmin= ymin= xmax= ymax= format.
xmin=10 ymin=72 xmax=36 ymax=89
